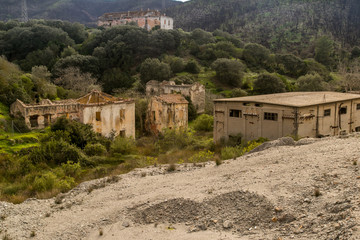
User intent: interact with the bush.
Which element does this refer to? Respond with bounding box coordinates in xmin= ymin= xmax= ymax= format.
xmin=253 ymin=73 xmax=286 ymax=94
xmin=221 ymin=146 xmax=243 ymax=160
xmin=193 ymin=114 xmax=214 ymax=132
xmin=211 ymin=58 xmax=244 ymax=87
xmin=188 ymin=150 xmax=214 ymax=163
xmin=61 ymin=161 xmax=82 ymax=178
xmin=110 ymin=136 xmax=136 ymax=156
xmin=158 ymin=129 xmax=194 ymax=152
xmin=84 ymin=143 xmax=107 ymax=156
xmin=32 ymin=172 xmax=57 ymax=192
xmin=184 ymin=60 xmax=201 ymax=74
xmin=297 ymin=73 xmax=329 ymax=91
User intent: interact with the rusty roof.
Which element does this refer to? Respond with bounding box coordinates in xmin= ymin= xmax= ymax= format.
xmin=214 ymin=92 xmax=360 ymax=107
xmin=155 ymin=94 xmax=188 ymax=104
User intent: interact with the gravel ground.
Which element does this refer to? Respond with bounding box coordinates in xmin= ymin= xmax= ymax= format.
xmin=1 ymin=135 xmax=360 ymax=240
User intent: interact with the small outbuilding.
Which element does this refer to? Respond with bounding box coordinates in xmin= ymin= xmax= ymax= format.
xmin=214 ymin=92 xmax=360 ymax=142
xmin=146 ymin=94 xmax=188 ymax=134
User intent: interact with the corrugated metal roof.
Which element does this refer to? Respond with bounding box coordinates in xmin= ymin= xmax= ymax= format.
xmin=214 ymin=92 xmax=360 ymax=107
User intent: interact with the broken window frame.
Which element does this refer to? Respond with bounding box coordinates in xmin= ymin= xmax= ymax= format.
xmin=324 ymin=109 xmax=331 ymax=117
xmin=339 ymin=107 xmax=347 ymax=115
xmin=96 ymin=112 xmax=101 ymax=121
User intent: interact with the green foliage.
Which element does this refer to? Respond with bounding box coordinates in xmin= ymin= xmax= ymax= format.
xmin=110 ymin=136 xmax=136 ymax=156
xmin=351 ymin=46 xmax=360 ymax=59
xmin=211 ymin=58 xmax=244 ymax=87
xmin=243 ymin=43 xmax=271 ymax=70
xmin=315 ymin=36 xmax=334 ymax=69
xmin=140 ymin=58 xmax=172 ymax=84
xmin=221 ymin=146 xmax=242 ymax=160
xmin=193 ymin=114 xmax=214 ymax=132
xmin=84 ymin=143 xmax=107 ymax=157
xmin=190 ymin=28 xmax=215 ymax=45
xmin=275 ymin=54 xmax=307 ymax=78
xmin=184 ymin=60 xmax=200 ymax=74
xmin=61 ymin=161 xmax=82 ymax=178
xmin=297 ymin=73 xmax=329 ymax=91
xmin=253 ymin=73 xmax=286 ymax=94
xmin=101 ymin=68 xmax=135 ymax=94
xmin=158 ymin=129 xmax=194 ymax=152
xmin=33 ymin=172 xmax=57 ymax=192
xmin=188 ymin=150 xmax=214 ymax=163
xmin=51 ymin=117 xmax=97 ymax=149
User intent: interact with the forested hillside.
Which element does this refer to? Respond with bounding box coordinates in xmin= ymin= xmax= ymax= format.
xmin=166 ymin=0 xmax=360 ymax=54
xmin=0 ymin=0 xmax=179 ymax=25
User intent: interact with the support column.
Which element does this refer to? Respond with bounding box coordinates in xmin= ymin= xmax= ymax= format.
xmin=38 ymin=115 xmax=45 ymax=129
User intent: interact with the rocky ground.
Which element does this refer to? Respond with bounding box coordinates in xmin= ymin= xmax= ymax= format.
xmin=1 ymin=135 xmax=360 ymax=240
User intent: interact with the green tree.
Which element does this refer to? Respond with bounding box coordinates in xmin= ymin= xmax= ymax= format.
xmin=297 ymin=73 xmax=329 ymax=91
xmin=211 ymin=58 xmax=244 ymax=87
xmin=315 ymin=36 xmax=334 ymax=69
xmin=140 ymin=58 xmax=172 ymax=84
xmin=242 ymin=43 xmax=271 ymax=69
xmin=101 ymin=68 xmax=134 ymax=94
xmin=253 ymin=73 xmax=286 ymax=94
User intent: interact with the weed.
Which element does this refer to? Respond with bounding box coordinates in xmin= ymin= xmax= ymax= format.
xmin=30 ymin=231 xmax=36 ymax=237
xmin=314 ymin=187 xmax=321 ymax=197
xmin=167 ymin=164 xmax=176 ymax=172
xmin=0 ymin=215 xmax=6 ymax=221
xmin=215 ymin=157 xmax=222 ymax=166
xmin=99 ymin=228 xmax=103 ymax=236
xmin=141 ymin=172 xmax=146 ymax=177
xmin=45 ymin=213 xmax=51 ymax=217
xmin=353 ymin=160 xmax=358 ymax=166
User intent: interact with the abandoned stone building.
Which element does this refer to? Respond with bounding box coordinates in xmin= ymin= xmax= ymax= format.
xmin=214 ymin=92 xmax=360 ymax=142
xmin=146 ymin=80 xmax=205 ymax=113
xmin=10 ymin=90 xmax=135 ymax=138
xmin=98 ymin=10 xmax=173 ymax=30
xmin=146 ymin=94 xmax=188 ymax=134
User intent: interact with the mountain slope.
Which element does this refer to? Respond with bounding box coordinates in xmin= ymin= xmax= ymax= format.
xmin=166 ymin=0 xmax=360 ymax=52
xmin=0 ymin=0 xmax=180 ymax=25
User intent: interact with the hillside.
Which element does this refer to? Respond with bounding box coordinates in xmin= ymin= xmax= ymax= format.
xmin=166 ymin=0 xmax=360 ymax=53
xmin=1 ymin=136 xmax=360 ymax=239
xmin=0 ymin=0 xmax=180 ymax=25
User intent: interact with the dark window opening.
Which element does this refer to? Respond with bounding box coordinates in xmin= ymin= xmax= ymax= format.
xmin=355 ymin=127 xmax=360 ymax=132
xmin=96 ymin=112 xmax=101 ymax=121
xmin=324 ymin=109 xmax=331 ymax=117
xmin=30 ymin=115 xmax=39 ymax=128
xmin=264 ymin=112 xmax=278 ymax=121
xmin=243 ymin=103 xmax=250 ymax=106
xmin=340 ymin=107 xmax=347 ymax=115
xmin=120 ymin=130 xmax=126 ymax=137
xmin=357 ymin=104 xmax=360 ymax=110
xmin=44 ymin=114 xmax=51 ymax=127
xmin=255 ymin=103 xmax=263 ymax=107
xmin=152 ymin=111 xmax=156 ymax=121
xmin=229 ymin=109 xmax=241 ymax=118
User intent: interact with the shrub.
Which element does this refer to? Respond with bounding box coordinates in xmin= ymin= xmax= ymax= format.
xmin=167 ymin=163 xmax=177 ymax=172
xmin=158 ymin=129 xmax=194 ymax=152
xmin=193 ymin=114 xmax=214 ymax=132
xmin=32 ymin=172 xmax=57 ymax=192
xmin=110 ymin=136 xmax=136 ymax=156
xmin=84 ymin=143 xmax=107 ymax=156
xmin=57 ymin=176 xmax=76 ymax=192
xmin=188 ymin=150 xmax=214 ymax=163
xmin=211 ymin=58 xmax=244 ymax=87
xmin=297 ymin=73 xmax=329 ymax=91
xmin=221 ymin=146 xmax=242 ymax=160
xmin=253 ymin=73 xmax=286 ymax=94
xmin=61 ymin=161 xmax=82 ymax=178
xmin=184 ymin=60 xmax=201 ymax=74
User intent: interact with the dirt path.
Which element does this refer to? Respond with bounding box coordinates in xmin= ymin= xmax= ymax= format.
xmin=1 ymin=136 xmax=360 ymax=239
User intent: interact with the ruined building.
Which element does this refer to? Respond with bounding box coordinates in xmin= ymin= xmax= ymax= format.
xmin=98 ymin=10 xmax=173 ymax=30
xmin=214 ymin=92 xmax=360 ymax=142
xmin=146 ymin=94 xmax=188 ymax=134
xmin=10 ymin=91 xmax=135 ymax=138
xmin=146 ymin=80 xmax=205 ymax=113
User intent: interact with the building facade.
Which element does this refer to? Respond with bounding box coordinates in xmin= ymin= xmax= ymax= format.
xmin=146 ymin=94 xmax=188 ymax=134
xmin=214 ymin=92 xmax=360 ymax=142
xmin=98 ymin=10 xmax=173 ymax=30
xmin=10 ymin=91 xmax=135 ymax=138
xmin=146 ymin=80 xmax=205 ymax=113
